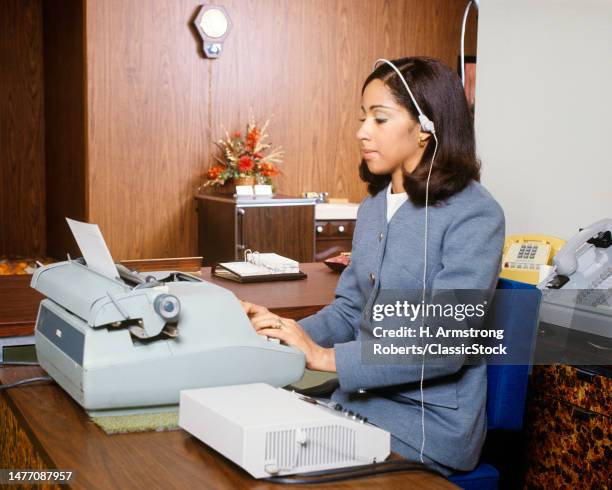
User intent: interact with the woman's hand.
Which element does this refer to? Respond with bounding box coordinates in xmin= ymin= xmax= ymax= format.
xmin=240 ymin=300 xmax=271 ymax=318
xmin=240 ymin=301 xmax=336 ymax=372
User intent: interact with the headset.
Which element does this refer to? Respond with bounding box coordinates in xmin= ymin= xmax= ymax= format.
xmin=372 ymin=59 xmax=439 ymax=465
xmin=373 ymin=59 xmax=436 ymax=135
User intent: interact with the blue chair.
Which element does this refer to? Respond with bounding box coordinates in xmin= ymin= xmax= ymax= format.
xmin=449 ymin=279 xmax=541 ymax=490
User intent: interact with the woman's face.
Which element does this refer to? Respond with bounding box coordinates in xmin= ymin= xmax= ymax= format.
xmin=357 ymin=78 xmax=424 ymax=175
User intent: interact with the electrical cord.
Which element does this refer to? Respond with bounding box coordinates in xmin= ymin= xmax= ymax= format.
xmin=264 ymin=460 xmax=445 ymax=484
xmin=0 ymin=361 xmax=40 ymax=366
xmin=0 ymin=376 xmax=52 ymax=391
xmin=460 ymin=0 xmax=476 ymax=87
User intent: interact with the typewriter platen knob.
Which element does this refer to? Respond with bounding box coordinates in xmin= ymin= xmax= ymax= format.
xmin=154 ymin=294 xmax=181 ymax=322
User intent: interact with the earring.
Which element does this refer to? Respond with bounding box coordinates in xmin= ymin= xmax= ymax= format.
xmin=418 ymin=137 xmax=426 ymax=148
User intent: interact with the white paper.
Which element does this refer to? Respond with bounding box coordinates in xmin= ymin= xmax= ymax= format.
xmin=219 ymin=262 xmax=271 ymax=276
xmin=235 ymin=185 xmax=254 ymax=196
xmin=66 ymin=218 xmax=119 ymax=279
xmin=251 ymin=253 xmax=299 ymax=273
xmin=220 ymin=252 xmax=299 ymax=277
xmin=254 ymin=184 xmax=272 ymax=196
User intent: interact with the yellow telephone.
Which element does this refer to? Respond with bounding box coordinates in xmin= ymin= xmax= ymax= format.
xmin=500 ymin=234 xmax=566 ymax=285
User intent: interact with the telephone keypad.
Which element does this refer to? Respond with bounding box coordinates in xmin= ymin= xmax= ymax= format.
xmin=504 ymin=241 xmax=552 ymax=272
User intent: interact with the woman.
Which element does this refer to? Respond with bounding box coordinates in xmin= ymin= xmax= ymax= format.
xmin=242 ymin=57 xmax=504 ymax=475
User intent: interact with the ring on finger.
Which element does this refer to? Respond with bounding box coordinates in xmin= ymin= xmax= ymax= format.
xmin=275 ymin=317 xmax=284 ymax=329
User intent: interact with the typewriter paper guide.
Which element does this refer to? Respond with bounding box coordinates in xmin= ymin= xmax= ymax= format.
xmin=66 ymin=217 xmax=118 ymax=280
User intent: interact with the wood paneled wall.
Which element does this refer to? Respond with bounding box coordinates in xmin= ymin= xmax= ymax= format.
xmin=85 ymin=0 xmax=477 ymax=260
xmin=86 ymin=0 xmax=209 ymax=260
xmin=43 ymin=0 xmax=87 ymax=259
xmin=1 ymin=0 xmax=476 ymax=259
xmin=0 ymin=0 xmax=45 ymax=256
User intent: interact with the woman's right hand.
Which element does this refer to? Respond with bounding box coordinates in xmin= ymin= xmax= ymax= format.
xmin=240 ymin=300 xmax=270 ymax=320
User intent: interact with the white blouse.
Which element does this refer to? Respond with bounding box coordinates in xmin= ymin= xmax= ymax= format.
xmin=386 ymin=183 xmax=408 ymax=222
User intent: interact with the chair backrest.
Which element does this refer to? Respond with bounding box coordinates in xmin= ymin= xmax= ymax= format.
xmin=485 ymin=279 xmax=541 ymax=430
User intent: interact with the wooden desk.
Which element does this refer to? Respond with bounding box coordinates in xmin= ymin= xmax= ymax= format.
xmin=0 ymin=369 xmax=455 ymax=490
xmin=0 ymin=275 xmax=43 ymax=337
xmin=0 ymin=262 xmax=457 ymax=489
xmin=200 ymin=262 xmax=338 ymax=319
xmin=0 ymin=263 xmax=337 ymax=340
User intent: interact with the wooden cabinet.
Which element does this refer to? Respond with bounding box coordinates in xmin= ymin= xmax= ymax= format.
xmin=524 ymin=365 xmax=611 ymax=489
xmin=196 ymin=194 xmax=316 ymax=266
xmin=315 ymin=220 xmax=355 ymax=261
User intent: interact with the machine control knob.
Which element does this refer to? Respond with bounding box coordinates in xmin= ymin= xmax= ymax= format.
xmin=154 ymin=294 xmax=181 ymax=322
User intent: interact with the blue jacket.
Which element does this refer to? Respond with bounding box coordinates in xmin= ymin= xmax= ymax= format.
xmin=300 ymin=181 xmax=504 ymax=472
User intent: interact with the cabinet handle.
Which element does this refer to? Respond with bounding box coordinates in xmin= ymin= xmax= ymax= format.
xmin=316 ymin=226 xmax=323 ymax=233
xmin=236 ymin=207 xmax=246 ymax=255
xmin=572 ymin=406 xmax=596 ymax=422
xmin=575 ymin=367 xmax=596 ymax=384
xmin=338 ymin=225 xmax=345 ymax=233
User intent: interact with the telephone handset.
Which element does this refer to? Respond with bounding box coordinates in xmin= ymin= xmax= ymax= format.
xmin=539 ymin=218 xmax=612 ymax=346
xmin=500 ymin=234 xmax=566 ymax=285
xmin=553 ymin=218 xmax=612 ymax=276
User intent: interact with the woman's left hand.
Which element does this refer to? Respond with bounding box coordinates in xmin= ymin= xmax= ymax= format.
xmin=250 ymin=312 xmax=336 ymax=372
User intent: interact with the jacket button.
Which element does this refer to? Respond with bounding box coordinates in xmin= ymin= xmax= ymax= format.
xmin=379 ymin=232 xmax=383 ymax=241
xmin=369 ymin=272 xmax=375 ymax=284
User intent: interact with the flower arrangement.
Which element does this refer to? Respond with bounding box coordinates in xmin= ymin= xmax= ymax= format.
xmin=204 ymin=116 xmax=283 ymax=187
xmin=0 ymin=255 xmax=54 ymax=275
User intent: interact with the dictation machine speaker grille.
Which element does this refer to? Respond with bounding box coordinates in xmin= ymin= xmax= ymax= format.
xmin=265 ymin=425 xmax=356 ymax=470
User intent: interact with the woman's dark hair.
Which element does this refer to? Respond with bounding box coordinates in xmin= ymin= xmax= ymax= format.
xmin=359 ymin=57 xmax=480 ymax=206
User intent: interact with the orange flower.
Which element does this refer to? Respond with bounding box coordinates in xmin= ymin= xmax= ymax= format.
xmin=207 ymin=165 xmax=224 ymax=180
xmin=233 ymin=131 xmax=241 ymax=138
xmin=260 ymin=162 xmax=279 ymax=177
xmin=238 ymin=156 xmax=254 ymax=172
xmin=246 ymin=127 xmax=260 ymax=151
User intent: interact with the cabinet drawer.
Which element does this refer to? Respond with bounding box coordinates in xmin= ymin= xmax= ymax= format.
xmin=197 ymin=196 xmax=315 ymax=265
xmin=530 ymin=365 xmax=611 ymax=417
xmin=525 ymin=396 xmax=610 ymax=490
xmin=524 ymin=365 xmax=611 ymax=489
xmin=315 ymin=220 xmax=354 ymax=239
xmin=240 ymin=205 xmax=315 ymax=262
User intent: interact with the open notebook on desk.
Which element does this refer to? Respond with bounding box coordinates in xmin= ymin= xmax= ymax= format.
xmin=212 ymin=251 xmax=307 ymax=283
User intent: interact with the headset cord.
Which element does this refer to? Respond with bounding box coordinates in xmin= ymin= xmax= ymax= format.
xmin=419 ymin=131 xmax=439 ymax=464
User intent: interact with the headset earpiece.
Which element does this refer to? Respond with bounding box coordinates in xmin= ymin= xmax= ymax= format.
xmin=418 ymin=115 xmax=435 ymax=134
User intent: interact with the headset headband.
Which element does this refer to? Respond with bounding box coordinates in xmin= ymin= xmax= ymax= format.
xmin=373 ymin=59 xmax=435 ymax=134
